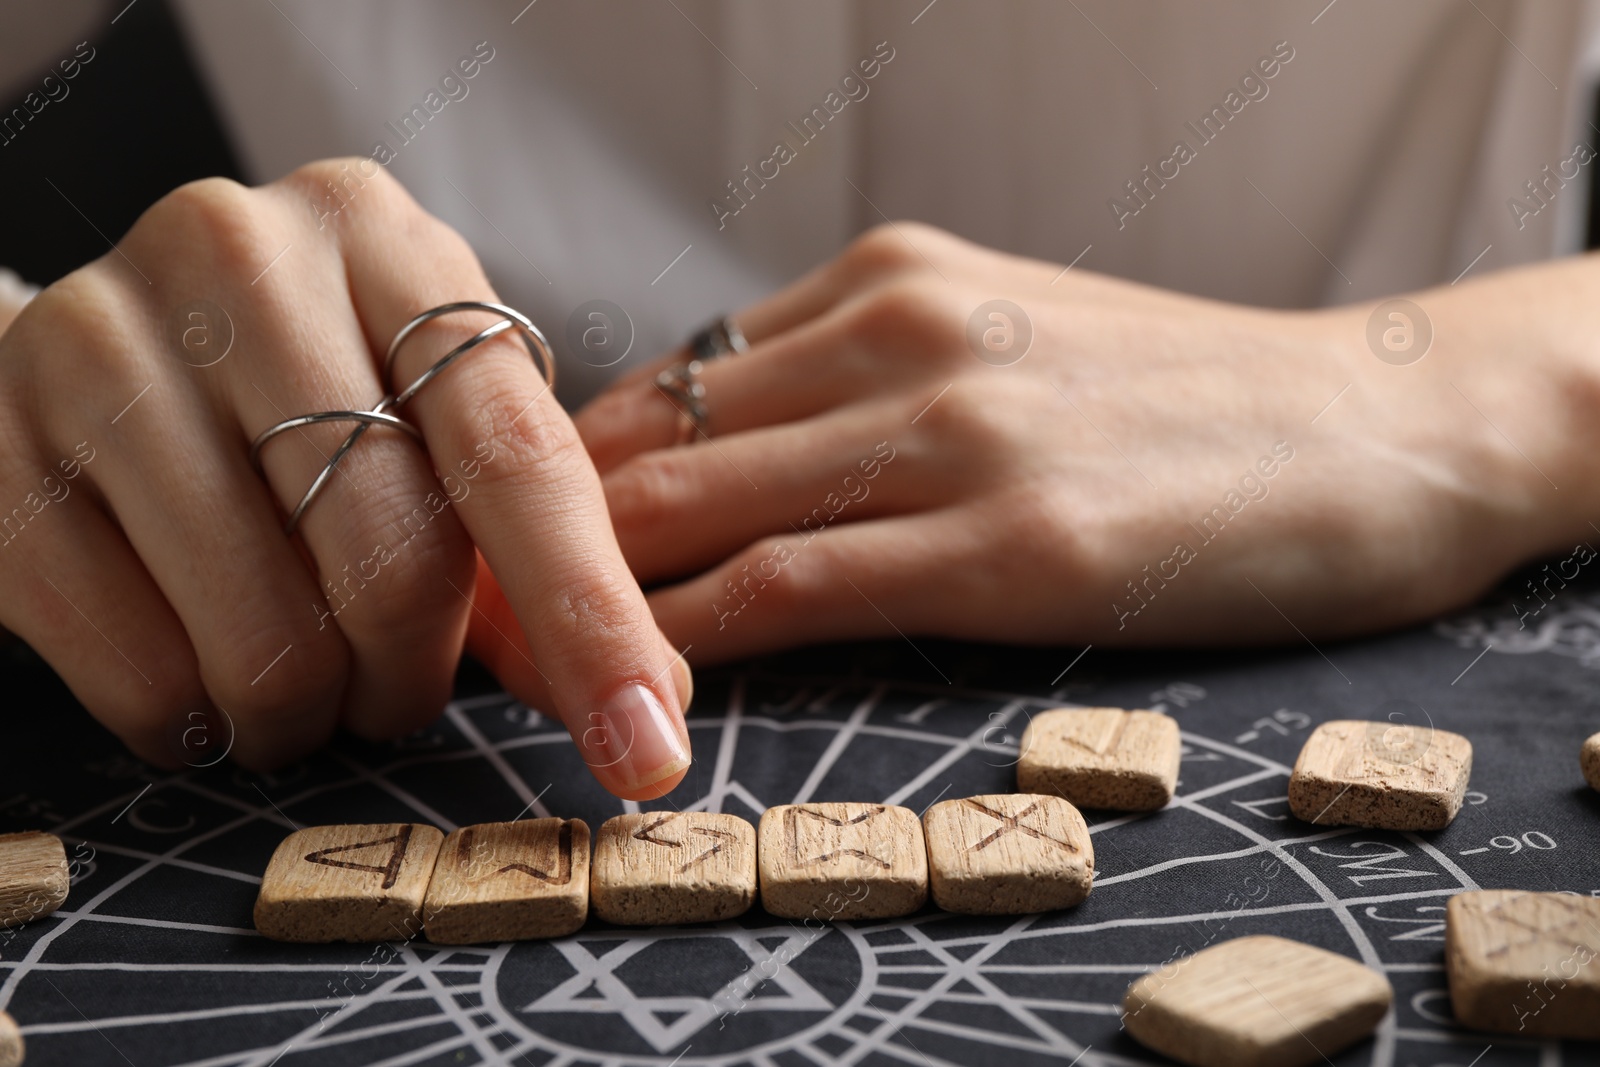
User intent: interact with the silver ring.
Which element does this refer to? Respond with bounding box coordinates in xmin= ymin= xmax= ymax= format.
xmin=688 ymin=315 xmax=748 ymax=362
xmin=251 ymin=300 xmax=555 ymax=536
xmin=384 ymin=301 xmax=556 ymax=403
xmin=248 ymin=406 xmax=420 ymax=471
xmin=250 ymin=403 xmax=421 ymax=534
xmin=655 ymin=358 xmax=707 ymax=446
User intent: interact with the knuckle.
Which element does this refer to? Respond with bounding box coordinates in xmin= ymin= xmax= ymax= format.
xmin=851 ymin=278 xmax=964 ymax=356
xmin=331 ymin=505 xmax=473 ymax=631
xmin=456 ymin=380 xmax=587 ymax=488
xmin=152 ymin=175 xmax=256 ymax=222
xmin=141 ymin=175 xmax=256 ymax=238
xmin=913 ymin=380 xmax=1015 ymax=452
xmin=727 ymin=538 xmax=813 ymax=616
xmin=282 ymin=156 xmax=406 ymax=217
xmin=606 ymin=454 xmax=687 ymax=534
xmin=286 ymin=157 xmax=464 ymax=253
xmin=884 ymin=219 xmax=957 ymax=251
xmin=20 ymin=268 xmax=154 ymax=405
xmin=132 ymin=176 xmax=280 ymax=284
xmin=16 ymin=268 xmax=117 ymax=353
xmin=998 ymin=489 xmax=1083 ymax=577
xmin=844 ymin=221 xmax=933 ymax=277
xmin=285 ymin=156 xmax=391 ymax=193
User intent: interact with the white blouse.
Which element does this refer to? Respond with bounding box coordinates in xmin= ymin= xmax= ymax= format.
xmin=34 ymin=2 xmax=1600 ymax=401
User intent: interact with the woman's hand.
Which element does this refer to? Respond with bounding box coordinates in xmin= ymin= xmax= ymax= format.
xmin=578 ymin=223 xmax=1600 ymax=665
xmin=0 ymin=159 xmax=691 ymax=798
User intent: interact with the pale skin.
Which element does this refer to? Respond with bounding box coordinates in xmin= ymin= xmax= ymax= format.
xmin=3 ymin=161 xmax=1596 ymax=795
xmin=580 ymin=223 xmax=1600 ymax=661
xmin=0 ymin=161 xmax=691 ymax=799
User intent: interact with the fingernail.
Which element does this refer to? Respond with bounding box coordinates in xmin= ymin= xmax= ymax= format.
xmin=578 ymin=683 xmax=690 ymax=794
xmin=661 ymin=638 xmax=694 ymax=711
xmin=671 ymin=655 xmax=695 ymax=712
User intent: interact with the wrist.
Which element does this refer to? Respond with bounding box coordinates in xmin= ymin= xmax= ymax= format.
xmin=1357 ymin=264 xmax=1600 ymax=569
xmin=1432 ymin=266 xmax=1600 ymax=556
xmin=1287 ymin=291 xmax=1568 ymax=607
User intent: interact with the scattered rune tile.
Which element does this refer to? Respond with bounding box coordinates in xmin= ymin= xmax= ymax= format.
xmin=425 ymin=819 xmax=591 ymax=944
xmin=757 ymin=803 xmax=927 ymax=921
xmin=1016 ymin=707 xmax=1181 ymax=810
xmin=0 ymin=1009 xmax=21 ymax=1067
xmin=591 ymin=812 xmax=756 ymax=925
xmin=1122 ymin=934 xmax=1393 ymax=1067
xmin=1287 ymin=719 xmax=1472 ymax=830
xmin=0 ymin=830 xmax=68 ymax=930
xmin=254 ymin=823 xmax=444 ymax=943
xmin=1446 ymin=890 xmax=1600 ymax=1038
xmin=923 ymin=793 xmax=1093 ymax=915
xmin=1582 ymin=732 xmax=1600 ymax=791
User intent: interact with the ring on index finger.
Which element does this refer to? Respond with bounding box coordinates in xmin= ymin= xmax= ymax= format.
xmin=250 ymin=301 xmax=556 ymax=536
xmin=384 ymin=300 xmax=556 ymax=404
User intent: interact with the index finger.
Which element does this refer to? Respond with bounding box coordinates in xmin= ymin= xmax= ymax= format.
xmin=303 ymin=163 xmax=690 ymax=799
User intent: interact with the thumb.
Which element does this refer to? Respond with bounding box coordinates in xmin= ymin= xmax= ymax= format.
xmin=464 ymin=552 xmax=694 ymax=798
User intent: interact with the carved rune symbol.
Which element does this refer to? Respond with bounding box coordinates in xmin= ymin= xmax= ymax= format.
xmin=630 ymin=814 xmax=683 ymax=848
xmin=787 ymin=806 xmax=891 ymax=870
xmin=631 ymin=813 xmax=736 ymax=874
xmin=496 ymin=820 xmax=574 ymax=886
xmin=1059 ymin=711 xmax=1130 ymax=758
xmin=1480 ymin=893 xmax=1595 ymax=958
xmin=962 ymin=799 xmax=1078 ymax=854
xmin=304 ymin=825 xmax=413 ymax=889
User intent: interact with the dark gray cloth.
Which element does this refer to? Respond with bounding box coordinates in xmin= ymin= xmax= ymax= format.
xmin=2 ymin=583 xmax=1599 ymax=1066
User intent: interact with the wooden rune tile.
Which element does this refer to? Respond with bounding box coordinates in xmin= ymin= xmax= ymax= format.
xmin=1287 ymin=720 xmax=1472 ymax=830
xmin=1017 ymin=707 xmax=1181 ymax=810
xmin=1123 ymin=935 xmax=1393 ymax=1067
xmin=923 ymin=794 xmax=1094 ymax=915
xmin=1446 ymin=890 xmax=1600 ymax=1038
xmin=0 ymin=1009 xmax=21 ymax=1067
xmin=592 ymin=812 xmax=756 ymax=925
xmin=757 ymin=803 xmax=927 ymax=921
xmin=254 ymin=824 xmax=444 ymax=943
xmin=424 ymin=819 xmax=590 ymax=943
xmin=0 ymin=830 xmax=69 ymax=930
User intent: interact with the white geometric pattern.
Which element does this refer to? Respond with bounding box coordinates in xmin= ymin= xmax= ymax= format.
xmin=0 ymin=660 xmax=1576 ymax=1066
xmin=1436 ymin=593 xmax=1600 ymax=669
xmin=517 ymin=929 xmax=836 ymax=1052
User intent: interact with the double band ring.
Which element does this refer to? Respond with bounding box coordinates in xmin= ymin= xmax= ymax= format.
xmin=248 ymin=404 xmax=420 ymax=533
xmin=247 ymin=407 xmax=421 ymax=471
xmin=250 ymin=301 xmax=556 ymax=534
xmin=383 ymin=300 xmax=556 ymax=404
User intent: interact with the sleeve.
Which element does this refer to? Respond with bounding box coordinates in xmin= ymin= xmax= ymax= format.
xmin=0 ymin=0 xmax=105 ymax=104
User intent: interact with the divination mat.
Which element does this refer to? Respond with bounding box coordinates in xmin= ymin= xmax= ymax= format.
xmin=3 ymin=581 xmax=1600 ymax=1067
